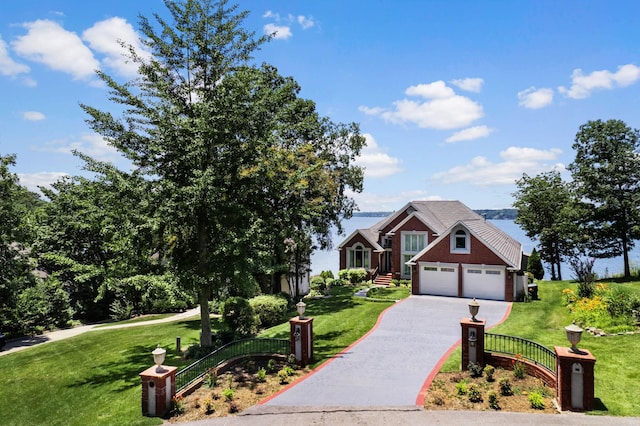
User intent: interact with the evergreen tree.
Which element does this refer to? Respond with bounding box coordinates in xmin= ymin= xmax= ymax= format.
xmin=527 ymin=248 xmax=544 ymax=280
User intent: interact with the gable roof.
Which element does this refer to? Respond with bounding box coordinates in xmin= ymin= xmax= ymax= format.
xmin=408 ymin=219 xmax=523 ymax=269
xmin=376 ymin=200 xmax=483 ymax=235
xmin=340 ymin=200 xmax=523 ymax=270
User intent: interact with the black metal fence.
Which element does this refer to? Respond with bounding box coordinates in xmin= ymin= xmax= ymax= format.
xmin=175 ymin=338 xmax=290 ymax=392
xmin=484 ymin=332 xmax=556 ymax=374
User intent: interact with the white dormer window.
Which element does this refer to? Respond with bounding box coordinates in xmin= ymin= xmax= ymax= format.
xmin=451 ymin=228 xmax=470 ymax=254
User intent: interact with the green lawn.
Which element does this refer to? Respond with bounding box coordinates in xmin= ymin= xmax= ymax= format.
xmin=260 ymin=285 xmax=398 ymax=367
xmin=0 ymin=319 xmax=203 ymax=426
xmin=441 ymin=280 xmax=640 ymax=417
xmin=0 ymin=285 xmax=398 ymax=425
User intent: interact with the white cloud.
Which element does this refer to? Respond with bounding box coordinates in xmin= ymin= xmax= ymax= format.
xmin=361 ymin=80 xmax=483 ymax=130
xmin=263 ymin=11 xmax=279 ymax=19
xmin=23 ymin=111 xmax=45 ymax=121
xmin=12 ymin=19 xmax=99 ymax=80
xmin=37 ymin=133 xmax=121 ymax=161
xmin=264 ymin=23 xmax=292 ymax=40
xmin=356 ymin=133 xmax=402 ymax=178
xmin=450 ymin=78 xmax=484 ymax=93
xmin=17 ymin=171 xmax=68 ymax=194
xmin=558 ymin=64 xmax=640 ymax=99
xmin=82 ymin=17 xmax=151 ymax=78
xmin=445 ymin=125 xmax=494 ymax=143
xmin=346 ymin=188 xmax=439 ymax=212
xmin=0 ymin=36 xmax=30 ymax=76
xmin=432 ymin=147 xmax=564 ymax=186
xmin=518 ymin=87 xmax=554 ymax=109
xmin=297 ymin=15 xmax=315 ymax=30
xmin=406 ymin=81 xmax=456 ymax=99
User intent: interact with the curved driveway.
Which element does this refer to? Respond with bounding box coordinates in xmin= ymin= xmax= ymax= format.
xmin=263 ymin=295 xmax=511 ymax=407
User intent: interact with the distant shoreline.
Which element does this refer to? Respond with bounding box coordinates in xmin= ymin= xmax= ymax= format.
xmin=353 ymin=209 xmax=517 ymax=220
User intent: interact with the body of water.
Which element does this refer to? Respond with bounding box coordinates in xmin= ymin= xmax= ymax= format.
xmin=310 ymin=217 xmax=640 ymax=280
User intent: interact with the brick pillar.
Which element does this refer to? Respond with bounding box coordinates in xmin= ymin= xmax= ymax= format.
xmin=555 ymin=346 xmax=596 ymax=411
xmin=140 ymin=365 xmax=177 ymax=417
xmin=461 ymin=318 xmax=485 ymax=369
xmin=290 ymin=316 xmax=314 ymax=367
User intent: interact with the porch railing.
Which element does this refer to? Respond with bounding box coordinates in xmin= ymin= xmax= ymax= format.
xmin=175 ymin=338 xmax=290 ymax=392
xmin=484 ymin=332 xmax=556 ymax=374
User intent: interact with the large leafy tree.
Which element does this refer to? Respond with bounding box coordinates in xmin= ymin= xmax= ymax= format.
xmin=80 ymin=0 xmax=364 ymax=345
xmin=0 ymin=154 xmax=43 ymax=332
xmin=568 ymin=119 xmax=640 ymax=279
xmin=513 ymin=171 xmax=576 ymax=280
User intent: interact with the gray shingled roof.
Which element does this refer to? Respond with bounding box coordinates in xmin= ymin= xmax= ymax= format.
xmin=356 ymin=200 xmax=523 ymax=269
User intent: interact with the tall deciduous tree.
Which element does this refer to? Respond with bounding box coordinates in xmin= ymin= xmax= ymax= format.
xmin=568 ymin=119 xmax=640 ymax=279
xmin=513 ymin=171 xmax=575 ymax=280
xmin=0 ymin=154 xmax=42 ymax=332
xmin=80 ymin=0 xmax=364 ymax=345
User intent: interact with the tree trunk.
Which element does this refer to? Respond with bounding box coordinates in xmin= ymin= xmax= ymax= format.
xmin=198 ymin=212 xmax=212 ymax=347
xmin=623 ymin=233 xmax=631 ymax=279
xmin=198 ymin=286 xmax=212 ymax=346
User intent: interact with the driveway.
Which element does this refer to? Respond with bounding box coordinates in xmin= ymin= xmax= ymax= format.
xmin=261 ymin=295 xmax=510 ymax=407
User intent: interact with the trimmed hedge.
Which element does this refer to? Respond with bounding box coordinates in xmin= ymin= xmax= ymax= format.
xmin=249 ymin=294 xmax=289 ymax=328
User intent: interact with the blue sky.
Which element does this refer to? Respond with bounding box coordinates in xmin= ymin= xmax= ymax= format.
xmin=1 ymin=0 xmax=640 ymax=211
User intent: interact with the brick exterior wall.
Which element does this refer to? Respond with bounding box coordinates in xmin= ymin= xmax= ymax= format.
xmin=338 ymin=233 xmax=379 ymax=272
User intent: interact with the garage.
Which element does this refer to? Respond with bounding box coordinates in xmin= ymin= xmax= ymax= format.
xmin=462 ymin=264 xmax=505 ymax=300
xmin=418 ymin=262 xmax=458 ymax=297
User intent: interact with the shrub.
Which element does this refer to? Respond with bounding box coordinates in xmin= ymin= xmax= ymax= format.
xmin=499 ymin=377 xmax=513 ymax=396
xmin=528 ymin=391 xmax=545 ymax=409
xmin=327 ymin=277 xmax=345 ymax=287
xmin=320 ymin=270 xmax=334 ymax=280
xmin=310 ymin=276 xmax=326 ymax=292
xmin=338 ymin=269 xmax=350 ymax=282
xmin=171 ymin=395 xmax=185 ymax=415
xmin=468 ymin=362 xmax=484 ymax=378
xmin=570 ymin=257 xmax=596 ymax=299
xmin=220 ymin=296 xmax=257 ymax=338
xmin=203 ymin=368 xmax=219 ymax=388
xmin=512 ymin=353 xmax=525 ymax=379
xmin=527 ymin=248 xmax=544 ymax=280
xmin=488 ymin=390 xmax=500 ymax=410
xmin=278 ymin=368 xmax=290 ymax=384
xmin=256 ymin=367 xmax=266 ymax=383
xmin=249 ymin=294 xmax=288 ymax=328
xmin=267 ymin=358 xmax=277 ymax=373
xmin=349 ymin=268 xmax=367 ymax=284
xmin=467 ymin=383 xmax=482 ymax=403
xmin=483 ymin=365 xmax=495 ymax=382
xmin=222 ymin=387 xmax=234 ymax=401
xmin=455 ymin=380 xmax=468 ymax=396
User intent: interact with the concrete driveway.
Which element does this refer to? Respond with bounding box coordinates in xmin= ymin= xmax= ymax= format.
xmin=262 ymin=295 xmax=511 ymax=407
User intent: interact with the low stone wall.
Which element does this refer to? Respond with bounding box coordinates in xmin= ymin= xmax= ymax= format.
xmin=484 ymin=352 xmax=556 ymax=388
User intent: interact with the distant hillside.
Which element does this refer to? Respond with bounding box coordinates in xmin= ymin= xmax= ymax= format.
xmin=354 ymin=209 xmax=518 ymax=220
xmin=474 ymin=209 xmax=518 ymax=220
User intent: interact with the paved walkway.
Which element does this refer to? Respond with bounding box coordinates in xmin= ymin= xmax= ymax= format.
xmin=0 ymin=307 xmax=201 ymax=357
xmin=263 ymin=295 xmax=510 ymax=407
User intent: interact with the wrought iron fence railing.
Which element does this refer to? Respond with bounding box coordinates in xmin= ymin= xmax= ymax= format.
xmin=484 ymin=332 xmax=556 ymax=375
xmin=175 ymin=338 xmax=290 ymax=392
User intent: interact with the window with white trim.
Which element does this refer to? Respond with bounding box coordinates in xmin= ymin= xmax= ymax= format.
xmin=347 ymin=244 xmax=370 ymax=269
xmin=402 ymin=231 xmax=427 ymax=277
xmin=450 ymin=227 xmax=470 ymax=254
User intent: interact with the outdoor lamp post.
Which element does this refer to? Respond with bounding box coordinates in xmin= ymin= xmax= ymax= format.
xmin=152 ymin=347 xmax=166 ymax=372
xmin=296 ymin=300 xmax=306 ymax=319
xmin=468 ymin=298 xmax=480 ymax=322
xmin=565 ymin=324 xmax=584 ymax=353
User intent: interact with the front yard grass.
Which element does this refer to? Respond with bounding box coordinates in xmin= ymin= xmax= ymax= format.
xmin=0 ymin=285 xmax=397 ymax=425
xmin=438 ymin=279 xmax=640 ymax=416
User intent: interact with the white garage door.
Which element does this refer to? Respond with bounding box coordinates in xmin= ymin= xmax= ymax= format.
xmin=462 ymin=265 xmax=505 ymax=300
xmin=419 ymin=262 xmax=458 ymax=297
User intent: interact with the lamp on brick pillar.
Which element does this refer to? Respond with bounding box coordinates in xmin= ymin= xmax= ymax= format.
xmin=461 ymin=299 xmax=485 ymax=370
xmin=290 ymin=299 xmax=313 ymax=367
xmin=140 ymin=346 xmax=177 ymax=417
xmin=565 ymin=324 xmax=583 ymax=353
